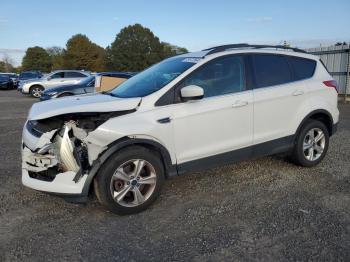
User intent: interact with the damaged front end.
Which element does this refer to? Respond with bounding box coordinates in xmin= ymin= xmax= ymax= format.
xmin=22 ymin=110 xmax=134 ymax=196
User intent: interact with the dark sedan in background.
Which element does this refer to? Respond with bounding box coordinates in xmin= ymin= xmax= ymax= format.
xmin=0 ymin=74 xmax=15 ymax=89
xmin=40 ymin=72 xmax=134 ymax=101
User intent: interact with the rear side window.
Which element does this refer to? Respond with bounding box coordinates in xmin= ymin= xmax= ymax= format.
xmin=288 ymin=57 xmax=316 ymax=80
xmin=252 ymin=54 xmax=292 ymax=88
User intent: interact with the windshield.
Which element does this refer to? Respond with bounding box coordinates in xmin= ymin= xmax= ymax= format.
xmin=110 ymin=57 xmax=200 ymax=98
xmin=19 ymin=72 xmax=40 ymax=79
xmin=0 ymin=75 xmax=10 ymax=81
xmin=80 ymin=75 xmax=95 ymax=85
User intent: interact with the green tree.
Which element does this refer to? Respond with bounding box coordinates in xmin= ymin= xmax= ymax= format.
xmin=106 ymin=24 xmax=167 ymax=71
xmin=46 ymin=46 xmax=64 ymax=70
xmin=1 ymin=55 xmax=16 ymax=72
xmin=161 ymin=42 xmax=188 ymax=57
xmin=63 ymin=34 xmax=105 ymax=71
xmin=22 ymin=46 xmax=52 ymax=72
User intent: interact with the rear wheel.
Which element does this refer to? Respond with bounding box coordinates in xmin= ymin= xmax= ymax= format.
xmin=30 ymin=85 xmax=44 ymax=98
xmin=94 ymin=146 xmax=165 ymax=215
xmin=291 ymin=120 xmax=329 ymax=167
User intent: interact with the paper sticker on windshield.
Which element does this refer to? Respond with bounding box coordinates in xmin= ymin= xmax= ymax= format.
xmin=182 ymin=58 xmax=202 ymax=63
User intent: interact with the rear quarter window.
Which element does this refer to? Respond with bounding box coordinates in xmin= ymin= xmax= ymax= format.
xmin=288 ymin=57 xmax=316 ymax=81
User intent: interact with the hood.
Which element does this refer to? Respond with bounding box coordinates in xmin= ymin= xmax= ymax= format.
xmin=22 ymin=78 xmax=41 ymax=83
xmin=28 ymin=93 xmax=141 ymax=120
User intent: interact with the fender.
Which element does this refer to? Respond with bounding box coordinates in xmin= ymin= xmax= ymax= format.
xmin=81 ymin=137 xmax=177 ymax=196
xmin=294 ymin=109 xmax=335 ymax=141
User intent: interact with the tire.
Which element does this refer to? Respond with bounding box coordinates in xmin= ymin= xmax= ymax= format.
xmin=30 ymin=85 xmax=44 ymax=98
xmin=94 ymin=146 xmax=165 ymax=215
xmin=291 ymin=120 xmax=329 ymax=167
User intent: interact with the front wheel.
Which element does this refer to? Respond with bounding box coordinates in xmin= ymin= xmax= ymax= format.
xmin=30 ymin=85 xmax=44 ymax=98
xmin=291 ymin=120 xmax=329 ymax=167
xmin=94 ymin=146 xmax=165 ymax=215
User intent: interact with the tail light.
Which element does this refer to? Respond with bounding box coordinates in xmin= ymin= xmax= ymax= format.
xmin=323 ymin=80 xmax=338 ymax=93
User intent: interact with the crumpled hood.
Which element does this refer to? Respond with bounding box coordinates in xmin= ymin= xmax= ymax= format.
xmin=28 ymin=93 xmax=141 ymax=120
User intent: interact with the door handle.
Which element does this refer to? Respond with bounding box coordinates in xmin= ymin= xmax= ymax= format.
xmin=292 ymin=90 xmax=304 ymax=96
xmin=232 ymin=101 xmax=248 ymax=108
xmin=157 ymin=117 xmax=171 ymax=124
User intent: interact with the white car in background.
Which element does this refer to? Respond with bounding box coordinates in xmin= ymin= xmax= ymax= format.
xmin=21 ymin=44 xmax=339 ymax=215
xmin=20 ymin=70 xmax=90 ymax=97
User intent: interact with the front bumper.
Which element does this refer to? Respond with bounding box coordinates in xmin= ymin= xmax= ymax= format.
xmin=21 ymin=123 xmax=89 ymax=198
xmin=22 ymin=168 xmax=87 ymax=194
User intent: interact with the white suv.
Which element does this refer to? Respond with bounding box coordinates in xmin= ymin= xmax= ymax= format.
xmin=21 ymin=44 xmax=339 ymax=215
xmin=20 ymin=70 xmax=90 ymax=97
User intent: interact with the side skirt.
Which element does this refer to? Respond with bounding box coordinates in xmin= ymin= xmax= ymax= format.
xmin=177 ymin=135 xmax=295 ymax=175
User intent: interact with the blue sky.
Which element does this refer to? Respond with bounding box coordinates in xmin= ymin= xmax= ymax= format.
xmin=0 ymin=0 xmax=349 ymax=65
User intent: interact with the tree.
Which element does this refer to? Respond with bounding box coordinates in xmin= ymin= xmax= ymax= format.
xmin=161 ymin=42 xmax=188 ymax=58
xmin=0 ymin=55 xmax=15 ymax=72
xmin=63 ymin=34 xmax=105 ymax=71
xmin=22 ymin=46 xmax=52 ymax=72
xmin=106 ymin=24 xmax=168 ymax=71
xmin=46 ymin=46 xmax=64 ymax=70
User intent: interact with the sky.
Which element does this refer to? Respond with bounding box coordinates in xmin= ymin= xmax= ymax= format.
xmin=0 ymin=0 xmax=349 ymax=66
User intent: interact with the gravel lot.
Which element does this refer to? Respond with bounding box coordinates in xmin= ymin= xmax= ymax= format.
xmin=0 ymin=90 xmax=349 ymax=261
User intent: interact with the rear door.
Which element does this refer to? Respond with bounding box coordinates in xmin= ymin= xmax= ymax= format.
xmin=251 ymin=54 xmax=306 ymax=145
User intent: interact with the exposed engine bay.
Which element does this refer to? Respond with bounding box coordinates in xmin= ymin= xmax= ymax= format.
xmin=22 ymin=110 xmax=134 ymax=183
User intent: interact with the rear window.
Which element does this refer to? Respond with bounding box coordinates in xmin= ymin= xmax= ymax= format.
xmin=288 ymin=57 xmax=316 ymax=80
xmin=252 ymin=54 xmax=292 ymax=88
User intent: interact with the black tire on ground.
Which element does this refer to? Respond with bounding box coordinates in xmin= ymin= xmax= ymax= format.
xmin=94 ymin=146 xmax=165 ymax=215
xmin=290 ymin=119 xmax=329 ymax=167
xmin=29 ymin=85 xmax=44 ymax=98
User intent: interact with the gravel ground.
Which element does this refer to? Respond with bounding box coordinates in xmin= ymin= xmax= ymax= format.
xmin=0 ymin=90 xmax=349 ymax=261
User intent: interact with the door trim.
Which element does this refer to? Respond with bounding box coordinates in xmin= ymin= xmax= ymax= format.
xmin=177 ymin=135 xmax=295 ymax=175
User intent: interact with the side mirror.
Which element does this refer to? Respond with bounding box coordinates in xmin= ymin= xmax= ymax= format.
xmin=180 ymin=85 xmax=204 ymax=101
xmin=47 ymin=76 xmax=52 ymax=81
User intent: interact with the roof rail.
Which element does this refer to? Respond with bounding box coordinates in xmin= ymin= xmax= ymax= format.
xmin=203 ymin=43 xmax=306 ymax=55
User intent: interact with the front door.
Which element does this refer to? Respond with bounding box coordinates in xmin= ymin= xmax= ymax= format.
xmin=172 ymin=55 xmax=254 ymax=169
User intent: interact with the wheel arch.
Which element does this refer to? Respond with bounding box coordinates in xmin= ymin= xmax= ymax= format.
xmin=29 ymin=84 xmax=44 ymax=90
xmin=295 ymin=109 xmax=335 ymax=140
xmin=29 ymin=84 xmax=45 ymax=96
xmin=81 ymin=136 xmax=176 ymax=196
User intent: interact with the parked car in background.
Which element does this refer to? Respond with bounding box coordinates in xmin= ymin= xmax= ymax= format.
xmin=17 ymin=71 xmax=43 ymax=90
xmin=40 ymin=72 xmax=134 ymax=101
xmin=0 ymin=73 xmax=15 ymax=89
xmin=0 ymin=73 xmax=18 ymax=88
xmin=20 ymin=70 xmax=90 ymax=97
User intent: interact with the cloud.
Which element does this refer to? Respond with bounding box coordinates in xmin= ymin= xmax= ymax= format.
xmin=246 ymin=17 xmax=273 ymax=23
xmin=0 ymin=48 xmax=26 ymax=53
xmin=112 ymin=17 xmax=119 ymax=21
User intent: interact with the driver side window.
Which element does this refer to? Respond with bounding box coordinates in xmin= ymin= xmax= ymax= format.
xmin=180 ymin=55 xmax=246 ymax=98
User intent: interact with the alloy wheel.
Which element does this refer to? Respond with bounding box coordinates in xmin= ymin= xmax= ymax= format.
xmin=110 ymin=159 xmax=157 ymax=207
xmin=302 ymin=128 xmax=326 ymax=161
xmin=32 ymin=87 xmax=43 ymax=98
